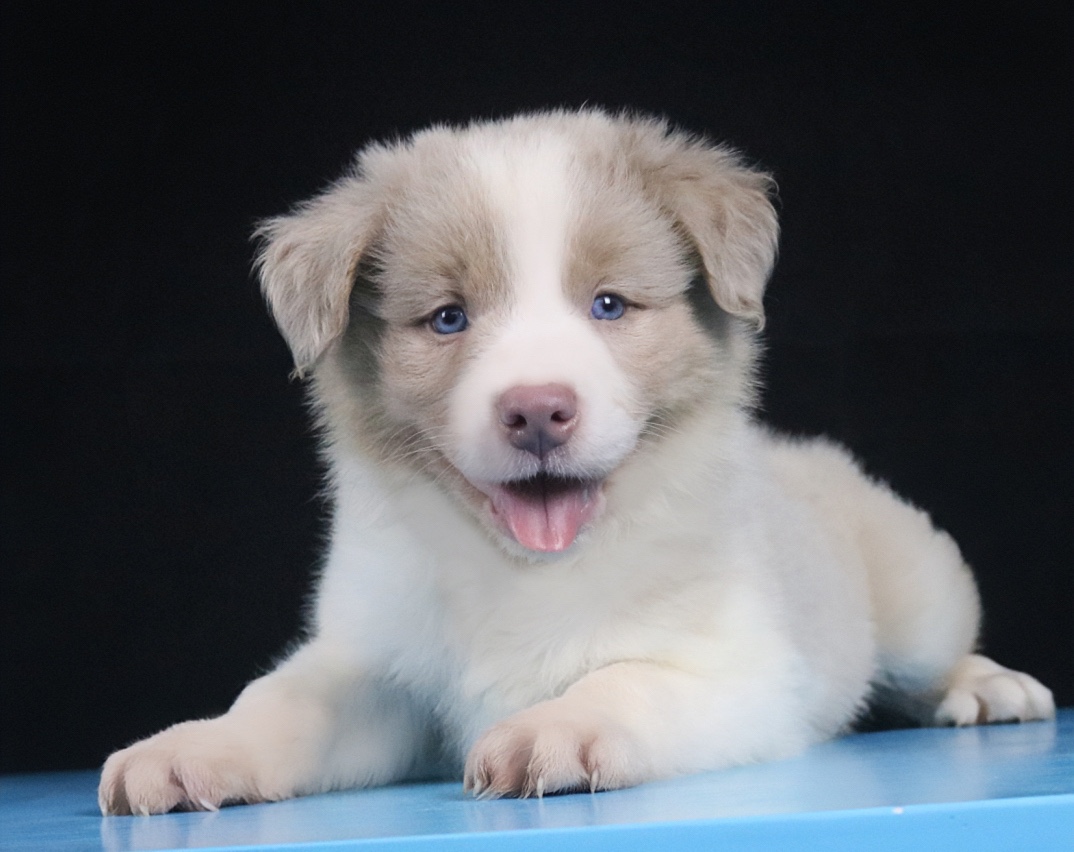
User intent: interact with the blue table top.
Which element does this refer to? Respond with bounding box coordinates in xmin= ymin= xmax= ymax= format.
xmin=3 ymin=710 xmax=1072 ymax=851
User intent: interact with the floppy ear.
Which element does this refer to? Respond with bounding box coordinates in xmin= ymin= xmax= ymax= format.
xmin=253 ymin=173 xmax=382 ymax=375
xmin=630 ymin=125 xmax=778 ymax=327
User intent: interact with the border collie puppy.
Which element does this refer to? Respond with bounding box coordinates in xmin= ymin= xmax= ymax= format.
xmin=100 ymin=110 xmax=1054 ymax=815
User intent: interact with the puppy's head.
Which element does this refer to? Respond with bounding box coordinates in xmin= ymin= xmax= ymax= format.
xmin=256 ymin=111 xmax=777 ymax=557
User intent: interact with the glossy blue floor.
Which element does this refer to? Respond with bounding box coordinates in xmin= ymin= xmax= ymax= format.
xmin=3 ymin=710 xmax=1071 ymax=851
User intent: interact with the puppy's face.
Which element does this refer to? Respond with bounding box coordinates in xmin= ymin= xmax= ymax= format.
xmin=256 ymin=112 xmax=778 ymax=557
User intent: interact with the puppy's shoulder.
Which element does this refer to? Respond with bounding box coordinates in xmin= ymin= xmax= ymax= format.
xmin=755 ymin=427 xmax=867 ymax=486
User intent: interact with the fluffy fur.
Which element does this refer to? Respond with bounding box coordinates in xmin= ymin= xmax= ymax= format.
xmin=99 ymin=110 xmax=1054 ymax=815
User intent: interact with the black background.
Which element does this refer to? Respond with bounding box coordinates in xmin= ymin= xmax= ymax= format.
xmin=2 ymin=2 xmax=1070 ymax=773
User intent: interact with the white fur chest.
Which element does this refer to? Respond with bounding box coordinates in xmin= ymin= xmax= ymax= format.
xmin=315 ymin=449 xmax=792 ymax=757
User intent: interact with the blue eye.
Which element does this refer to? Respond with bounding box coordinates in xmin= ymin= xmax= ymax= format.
xmin=591 ymin=293 xmax=626 ymax=321
xmin=430 ymin=305 xmax=468 ymax=335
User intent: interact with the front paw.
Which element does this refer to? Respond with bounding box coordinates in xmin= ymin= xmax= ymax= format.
xmin=99 ymin=719 xmax=270 ymax=815
xmin=463 ymin=700 xmax=647 ymax=798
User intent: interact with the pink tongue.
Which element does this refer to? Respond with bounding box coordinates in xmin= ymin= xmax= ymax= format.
xmin=491 ymin=485 xmax=592 ymax=552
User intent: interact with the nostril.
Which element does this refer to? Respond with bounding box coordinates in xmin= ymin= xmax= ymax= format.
xmin=502 ymin=411 xmax=528 ymax=429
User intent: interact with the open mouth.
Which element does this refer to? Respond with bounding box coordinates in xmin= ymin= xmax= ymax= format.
xmin=484 ymin=473 xmax=604 ymax=554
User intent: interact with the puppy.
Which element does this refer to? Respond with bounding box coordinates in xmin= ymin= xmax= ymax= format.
xmin=99 ymin=109 xmax=1054 ymax=815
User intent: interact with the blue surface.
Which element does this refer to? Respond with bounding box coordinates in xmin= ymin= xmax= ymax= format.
xmin=2 ymin=711 xmax=1072 ymax=851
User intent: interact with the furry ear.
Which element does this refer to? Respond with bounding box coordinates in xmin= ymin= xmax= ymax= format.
xmin=253 ymin=173 xmax=382 ymax=375
xmin=629 ymin=125 xmax=778 ymax=327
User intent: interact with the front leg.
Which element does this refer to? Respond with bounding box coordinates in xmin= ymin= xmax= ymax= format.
xmin=99 ymin=642 xmax=427 ymax=815
xmin=464 ymin=659 xmax=809 ymax=798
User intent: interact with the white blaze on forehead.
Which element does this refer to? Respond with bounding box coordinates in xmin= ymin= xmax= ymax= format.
xmin=473 ymin=132 xmax=574 ymax=315
xmin=468 ymin=131 xmax=587 ymax=376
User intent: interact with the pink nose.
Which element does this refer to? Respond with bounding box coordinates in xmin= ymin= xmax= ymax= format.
xmin=497 ymin=384 xmax=578 ymax=459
